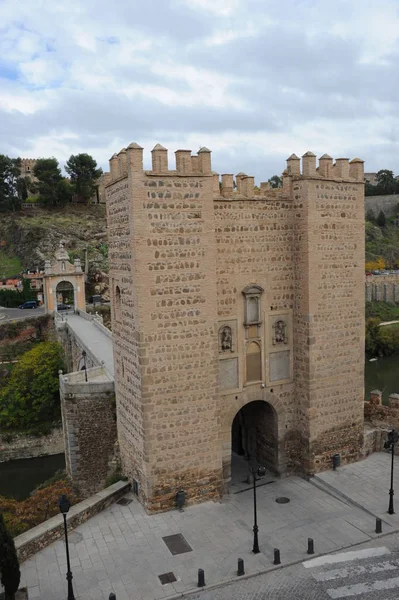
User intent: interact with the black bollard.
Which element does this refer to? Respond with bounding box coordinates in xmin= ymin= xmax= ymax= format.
xmin=273 ymin=548 xmax=281 ymax=565
xmin=237 ymin=558 xmax=245 ymax=576
xmin=109 ymin=594 xmax=116 ymax=600
xmin=198 ymin=568 xmax=205 ymax=587
xmin=307 ymin=538 xmax=314 ymax=555
xmin=376 ymin=518 xmax=382 ymax=534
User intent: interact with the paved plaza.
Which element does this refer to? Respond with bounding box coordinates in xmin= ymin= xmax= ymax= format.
xmin=19 ymin=452 xmax=399 ymax=600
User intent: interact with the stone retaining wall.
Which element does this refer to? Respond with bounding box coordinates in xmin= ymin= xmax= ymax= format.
xmin=15 ymin=480 xmax=130 ymax=563
xmin=0 ymin=428 xmax=64 ymax=463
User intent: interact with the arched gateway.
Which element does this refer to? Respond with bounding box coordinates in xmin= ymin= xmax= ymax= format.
xmin=43 ymin=242 xmax=86 ymax=313
xmin=230 ymin=400 xmax=279 ymax=490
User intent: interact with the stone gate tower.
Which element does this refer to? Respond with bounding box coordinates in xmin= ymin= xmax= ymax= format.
xmin=105 ymin=143 xmax=365 ymax=512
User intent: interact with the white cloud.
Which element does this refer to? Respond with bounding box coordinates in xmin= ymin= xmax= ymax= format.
xmin=1 ymin=0 xmax=399 ymax=179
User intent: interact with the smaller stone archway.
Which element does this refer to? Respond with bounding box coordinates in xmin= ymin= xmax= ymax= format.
xmin=43 ymin=243 xmax=86 ymax=313
xmin=56 ymin=280 xmax=75 ymax=308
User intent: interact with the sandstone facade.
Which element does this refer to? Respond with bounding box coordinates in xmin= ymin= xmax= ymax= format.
xmin=106 ymin=144 xmax=365 ymax=512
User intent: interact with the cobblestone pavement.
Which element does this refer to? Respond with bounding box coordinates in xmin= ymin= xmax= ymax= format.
xmin=19 ymin=453 xmax=399 ymax=600
xmin=187 ymin=534 xmax=399 ymax=599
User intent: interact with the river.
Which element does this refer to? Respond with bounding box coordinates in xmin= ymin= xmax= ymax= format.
xmin=0 ymin=453 xmax=65 ymax=500
xmin=365 ymin=354 xmax=399 ymax=404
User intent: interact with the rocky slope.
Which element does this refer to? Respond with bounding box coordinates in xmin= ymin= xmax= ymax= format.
xmin=0 ymin=206 xmax=109 ymax=299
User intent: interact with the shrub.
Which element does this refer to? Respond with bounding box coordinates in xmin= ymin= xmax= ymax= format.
xmin=0 ymin=341 xmax=64 ymax=430
xmin=0 ymin=479 xmax=78 ymax=538
xmin=377 ymin=210 xmax=386 ymax=227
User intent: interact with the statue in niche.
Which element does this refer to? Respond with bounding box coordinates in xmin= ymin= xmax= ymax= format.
xmin=220 ymin=326 xmax=233 ymax=352
xmin=273 ymin=319 xmax=287 ymax=345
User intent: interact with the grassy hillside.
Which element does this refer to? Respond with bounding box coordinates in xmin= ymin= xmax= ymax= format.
xmin=0 ymin=205 xmax=109 ymax=298
xmin=0 ymin=251 xmax=22 ymax=279
xmin=366 ymin=218 xmax=399 ymax=266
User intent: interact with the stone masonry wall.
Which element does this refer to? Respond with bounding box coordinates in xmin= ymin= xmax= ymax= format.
xmin=60 ymin=369 xmax=117 ymax=497
xmin=365 ymin=194 xmax=399 ymax=218
xmin=365 ymin=274 xmax=399 ymax=304
xmin=106 ymin=144 xmax=366 ymax=512
xmin=0 ymin=428 xmax=64 ymax=462
xmin=106 ymin=170 xmax=145 ymax=501
xmin=107 ymin=145 xmax=223 ymax=512
xmin=292 ymin=165 xmax=365 ymax=473
xmin=214 ymin=193 xmax=297 ymax=479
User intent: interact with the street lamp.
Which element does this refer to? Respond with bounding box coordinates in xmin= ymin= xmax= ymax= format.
xmin=251 ymin=464 xmax=266 ymax=554
xmin=384 ymin=429 xmax=399 ymax=515
xmin=58 ymin=494 xmax=75 ymax=600
xmin=81 ymin=350 xmax=88 ymax=382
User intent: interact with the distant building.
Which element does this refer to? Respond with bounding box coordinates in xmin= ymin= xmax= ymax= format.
xmin=364 ymin=172 xmax=377 ymax=185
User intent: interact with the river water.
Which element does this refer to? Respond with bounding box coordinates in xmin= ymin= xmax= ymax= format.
xmin=364 ymin=355 xmax=399 ymax=404
xmin=0 ymin=453 xmax=65 ymax=500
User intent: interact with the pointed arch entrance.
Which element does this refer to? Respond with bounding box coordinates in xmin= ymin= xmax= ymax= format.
xmin=231 ymin=400 xmax=278 ymax=489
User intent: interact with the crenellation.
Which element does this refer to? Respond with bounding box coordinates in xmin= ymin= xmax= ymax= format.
xmin=213 ymin=172 xmax=220 ymax=195
xmin=286 ymin=154 xmax=300 ymax=176
xmin=127 ymin=142 xmax=144 ymax=172
xmin=109 ymin=153 xmax=119 ymax=180
xmin=175 ymin=149 xmax=192 ymax=174
xmin=235 ymin=172 xmax=247 ymax=194
xmin=151 ymin=143 xmax=168 ymax=172
xmin=198 ymin=146 xmax=212 ymax=174
xmin=318 ymin=153 xmax=333 ymax=178
xmin=349 ymin=157 xmax=365 ymax=181
xmin=241 ymin=175 xmax=255 ymax=198
xmin=335 ymin=158 xmax=350 ymax=179
xmin=118 ymin=148 xmax=127 ymax=177
xmin=221 ymin=174 xmax=234 ymax=197
xmin=302 ymin=151 xmax=317 ymax=177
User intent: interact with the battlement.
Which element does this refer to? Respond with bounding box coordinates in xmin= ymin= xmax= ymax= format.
xmin=285 ymin=152 xmax=364 ymax=182
xmin=107 ymin=143 xmax=213 ymax=182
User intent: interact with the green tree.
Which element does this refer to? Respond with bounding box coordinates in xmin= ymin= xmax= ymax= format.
xmin=268 ymin=175 xmax=282 ymax=188
xmin=0 ymin=342 xmax=64 ymax=430
xmin=375 ymin=170 xmax=396 ymax=195
xmin=0 ymin=513 xmax=20 ymax=599
xmin=65 ymin=153 xmax=102 ymax=203
xmin=0 ymin=155 xmax=22 ymax=211
xmin=365 ymin=209 xmax=376 ymax=222
xmin=377 ymin=210 xmax=386 ymax=227
xmin=33 ymin=158 xmax=72 ymax=207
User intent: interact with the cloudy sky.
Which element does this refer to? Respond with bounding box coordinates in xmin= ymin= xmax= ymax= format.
xmin=1 ymin=0 xmax=399 ymax=181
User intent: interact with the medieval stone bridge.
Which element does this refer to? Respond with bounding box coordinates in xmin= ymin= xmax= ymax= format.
xmin=55 ymin=310 xmax=114 ymax=377
xmin=55 ymin=311 xmax=117 ymax=498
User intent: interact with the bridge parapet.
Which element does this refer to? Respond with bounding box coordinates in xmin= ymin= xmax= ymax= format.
xmin=60 ymin=367 xmax=117 ymax=497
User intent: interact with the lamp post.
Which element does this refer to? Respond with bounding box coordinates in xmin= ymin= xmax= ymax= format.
xmin=384 ymin=429 xmax=399 ymax=515
xmin=251 ymin=464 xmax=266 ymax=554
xmin=58 ymin=494 xmax=75 ymax=600
xmin=81 ymin=350 xmax=88 ymax=382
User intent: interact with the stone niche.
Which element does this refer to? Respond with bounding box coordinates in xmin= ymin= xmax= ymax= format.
xmin=266 ymin=311 xmax=293 ymax=385
xmin=218 ymin=319 xmax=239 ymax=392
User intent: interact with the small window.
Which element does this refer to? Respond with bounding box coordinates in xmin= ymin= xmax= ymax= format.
xmin=115 ymin=285 xmax=121 ymax=310
xmin=246 ymin=341 xmax=262 ymax=382
xmin=62 ymin=261 xmax=66 ymax=271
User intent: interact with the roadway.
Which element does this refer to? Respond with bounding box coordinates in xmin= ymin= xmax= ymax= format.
xmin=188 ymin=534 xmax=399 ymax=600
xmin=0 ymin=306 xmax=46 ymax=321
